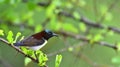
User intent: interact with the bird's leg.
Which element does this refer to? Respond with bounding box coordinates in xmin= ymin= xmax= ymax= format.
xmin=34 ymin=51 xmax=38 ymax=61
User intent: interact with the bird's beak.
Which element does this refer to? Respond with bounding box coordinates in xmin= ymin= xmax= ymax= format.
xmin=53 ymin=33 xmax=58 ymax=37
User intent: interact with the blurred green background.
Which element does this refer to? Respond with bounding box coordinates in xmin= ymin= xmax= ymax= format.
xmin=0 ymin=0 xmax=120 ymax=67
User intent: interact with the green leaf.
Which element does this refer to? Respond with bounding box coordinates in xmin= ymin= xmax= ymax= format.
xmin=14 ymin=32 xmax=21 ymax=43
xmin=4 ymin=0 xmax=20 ymax=6
xmin=100 ymin=5 xmax=107 ymax=15
xmin=12 ymin=16 xmax=20 ymax=24
xmin=7 ymin=31 xmax=14 ymax=44
xmin=50 ymin=15 xmax=57 ymax=30
xmin=116 ymin=43 xmax=120 ymax=51
xmin=22 ymin=11 xmax=34 ymax=20
xmin=27 ymin=2 xmax=36 ymax=10
xmin=46 ymin=0 xmax=61 ymax=17
xmin=20 ymin=36 xmax=24 ymax=41
xmin=53 ymin=0 xmax=61 ymax=7
xmin=28 ymin=18 xmax=34 ymax=26
xmin=5 ymin=10 xmax=20 ymax=24
xmin=35 ymin=25 xmax=42 ymax=33
xmin=66 ymin=2 xmax=73 ymax=8
xmin=79 ymin=23 xmax=86 ymax=32
xmin=79 ymin=0 xmax=86 ymax=7
xmin=87 ymin=34 xmax=103 ymax=44
xmin=20 ymin=47 xmax=28 ymax=54
xmin=73 ymin=11 xmax=81 ymax=20
xmin=46 ymin=2 xmax=56 ymax=17
xmin=93 ymin=34 xmax=103 ymax=41
xmin=50 ymin=16 xmax=62 ymax=31
xmin=0 ymin=29 xmax=4 ymax=36
xmin=63 ymin=23 xmax=78 ymax=33
xmin=27 ymin=50 xmax=34 ymax=56
xmin=38 ymin=51 xmax=48 ymax=66
xmin=68 ymin=47 xmax=73 ymax=52
xmin=108 ymin=30 xmax=114 ymax=36
xmin=55 ymin=22 xmax=62 ymax=31
xmin=55 ymin=55 xmax=62 ymax=67
xmin=21 ymin=47 xmax=34 ymax=56
xmin=87 ymin=34 xmax=95 ymax=44
xmin=9 ymin=0 xmax=15 ymax=5
xmin=111 ymin=56 xmax=120 ymax=64
xmin=24 ymin=57 xmax=32 ymax=66
xmin=105 ymin=12 xmax=112 ymax=21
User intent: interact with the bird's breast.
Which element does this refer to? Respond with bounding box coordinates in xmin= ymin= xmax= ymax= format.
xmin=29 ymin=40 xmax=47 ymax=51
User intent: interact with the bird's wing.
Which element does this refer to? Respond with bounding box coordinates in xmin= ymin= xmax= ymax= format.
xmin=17 ymin=36 xmax=45 ymax=46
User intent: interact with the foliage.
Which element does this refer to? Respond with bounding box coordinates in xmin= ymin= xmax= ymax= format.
xmin=6 ymin=30 xmax=49 ymax=67
xmin=7 ymin=31 xmax=14 ymax=44
xmin=0 ymin=0 xmax=120 ymax=67
xmin=55 ymin=55 xmax=62 ymax=67
xmin=0 ymin=29 xmax=4 ymax=36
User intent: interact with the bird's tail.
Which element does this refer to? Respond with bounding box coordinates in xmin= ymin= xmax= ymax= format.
xmin=14 ymin=42 xmax=23 ymax=46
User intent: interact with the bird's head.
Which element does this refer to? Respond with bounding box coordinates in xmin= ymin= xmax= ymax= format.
xmin=43 ymin=30 xmax=58 ymax=40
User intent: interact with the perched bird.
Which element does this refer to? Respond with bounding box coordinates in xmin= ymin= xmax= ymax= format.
xmin=14 ymin=29 xmax=57 ymax=51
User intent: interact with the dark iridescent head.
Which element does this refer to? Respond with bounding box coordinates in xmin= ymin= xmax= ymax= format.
xmin=43 ymin=29 xmax=57 ymax=40
xmin=32 ymin=29 xmax=57 ymax=40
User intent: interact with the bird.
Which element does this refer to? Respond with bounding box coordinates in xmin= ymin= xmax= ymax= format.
xmin=14 ymin=29 xmax=58 ymax=51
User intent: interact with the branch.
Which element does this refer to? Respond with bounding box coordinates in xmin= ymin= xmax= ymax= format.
xmin=0 ymin=0 xmax=118 ymax=35
xmin=58 ymin=31 xmax=117 ymax=50
xmin=58 ymin=11 xmax=120 ymax=34
xmin=0 ymin=37 xmax=38 ymax=63
xmin=21 ymin=0 xmax=120 ymax=34
xmin=22 ymin=0 xmax=51 ymax=7
xmin=0 ymin=37 xmax=48 ymax=67
xmin=48 ymin=31 xmax=117 ymax=57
